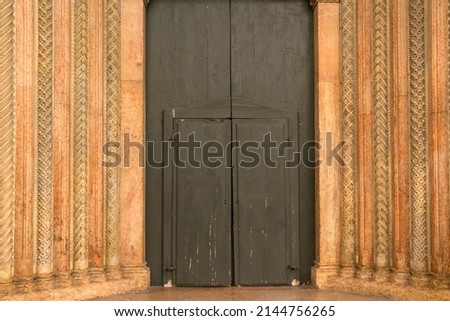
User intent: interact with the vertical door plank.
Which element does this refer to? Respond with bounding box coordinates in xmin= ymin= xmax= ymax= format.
xmin=147 ymin=0 xmax=230 ymax=285
xmin=231 ymin=0 xmax=314 ymax=284
xmin=233 ymin=119 xmax=294 ymax=285
xmin=169 ymin=119 xmax=231 ymax=286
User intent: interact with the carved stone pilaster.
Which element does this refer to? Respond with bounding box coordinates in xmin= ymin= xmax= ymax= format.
xmin=445 ymin=0 xmax=450 ymax=290
xmin=373 ymin=0 xmax=392 ymax=273
xmin=36 ymin=0 xmax=54 ymax=275
xmin=72 ymin=0 xmax=89 ymax=271
xmin=408 ymin=0 xmax=429 ymax=274
xmin=340 ymin=0 xmax=357 ymax=274
xmin=105 ymin=0 xmax=121 ymax=269
xmin=0 ymin=0 xmax=16 ymax=283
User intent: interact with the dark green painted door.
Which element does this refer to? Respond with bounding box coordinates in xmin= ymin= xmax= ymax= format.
xmin=231 ymin=104 xmax=300 ymax=286
xmin=146 ymin=0 xmax=314 ymax=286
xmin=146 ymin=0 xmax=231 ymax=287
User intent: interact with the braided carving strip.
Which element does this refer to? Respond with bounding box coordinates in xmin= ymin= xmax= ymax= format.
xmin=72 ymin=0 xmax=89 ymax=270
xmin=36 ymin=0 xmax=54 ymax=274
xmin=105 ymin=0 xmax=121 ymax=267
xmin=0 ymin=0 xmax=16 ymax=281
xmin=340 ymin=0 xmax=357 ymax=268
xmin=373 ymin=0 xmax=391 ymax=270
xmin=409 ymin=0 xmax=428 ymax=272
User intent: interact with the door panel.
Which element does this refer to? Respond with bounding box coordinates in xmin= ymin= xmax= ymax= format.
xmin=230 ymin=0 xmax=314 ymax=283
xmin=146 ymin=0 xmax=231 ymax=285
xmin=164 ymin=117 xmax=232 ymax=286
xmin=233 ymin=118 xmax=299 ymax=285
xmin=231 ymin=0 xmax=311 ymax=109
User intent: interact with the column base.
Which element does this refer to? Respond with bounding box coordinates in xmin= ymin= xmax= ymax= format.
xmin=431 ymin=274 xmax=450 ymax=289
xmin=33 ymin=274 xmax=54 ymax=292
xmin=0 ymin=264 xmax=151 ymax=300
xmin=356 ymin=267 xmax=373 ymax=281
xmin=105 ymin=265 xmax=122 ymax=280
xmin=311 ymin=264 xmax=340 ymax=288
xmin=121 ymin=265 xmax=150 ymax=289
xmin=0 ymin=281 xmax=12 ymax=297
xmin=374 ymin=269 xmax=391 ymax=283
xmin=339 ymin=266 xmax=356 ymax=279
xmin=12 ymin=276 xmax=33 ymax=294
xmin=410 ymin=271 xmax=431 ymax=288
xmin=89 ymin=268 xmax=106 ymax=283
xmin=392 ymin=271 xmax=410 ymax=285
xmin=71 ymin=269 xmax=89 ymax=286
xmin=54 ymin=272 xmax=72 ymax=289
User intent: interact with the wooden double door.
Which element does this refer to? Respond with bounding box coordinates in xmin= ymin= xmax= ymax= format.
xmin=146 ymin=0 xmax=314 ymax=286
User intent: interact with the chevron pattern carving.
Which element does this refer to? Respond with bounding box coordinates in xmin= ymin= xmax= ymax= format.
xmin=340 ymin=0 xmax=357 ymax=270
xmin=105 ymin=0 xmax=121 ymax=267
xmin=0 ymin=0 xmax=16 ymax=282
xmin=36 ymin=0 xmax=54 ymax=274
xmin=0 ymin=0 xmax=156 ymax=298
xmin=373 ymin=0 xmax=391 ymax=270
xmin=409 ymin=0 xmax=429 ymax=273
xmin=72 ymin=0 xmax=89 ymax=270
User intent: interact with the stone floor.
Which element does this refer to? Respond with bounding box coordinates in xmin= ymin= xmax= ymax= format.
xmin=96 ymin=286 xmax=386 ymax=301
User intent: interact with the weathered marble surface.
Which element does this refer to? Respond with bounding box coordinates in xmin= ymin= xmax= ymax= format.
xmin=2 ymin=0 xmax=450 ymax=301
xmin=0 ymin=0 xmax=148 ymax=300
xmin=313 ymin=0 xmax=450 ymax=300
